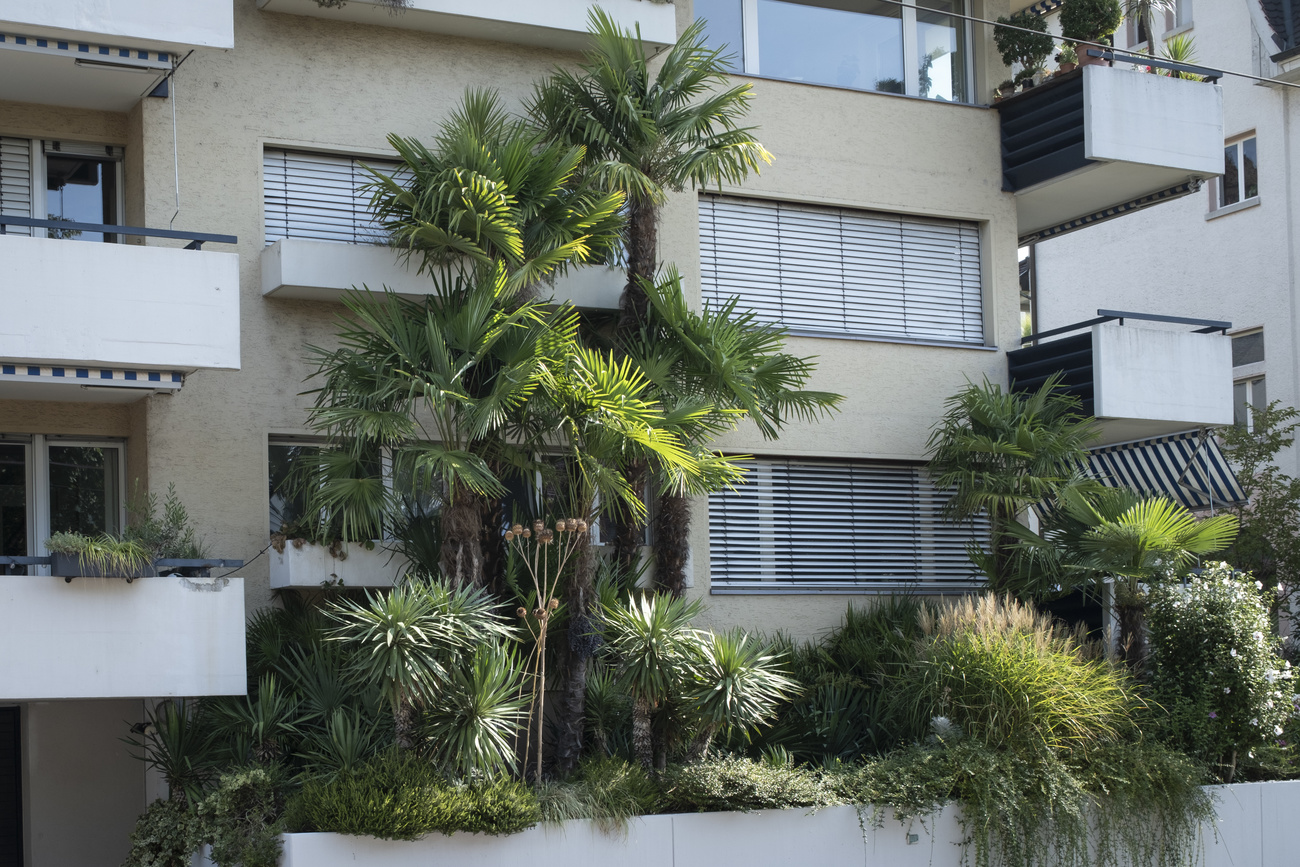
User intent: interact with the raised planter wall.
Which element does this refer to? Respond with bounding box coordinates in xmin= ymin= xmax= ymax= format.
xmin=278 ymin=781 xmax=1300 ymax=867
xmin=269 ymin=542 xmax=410 ymax=589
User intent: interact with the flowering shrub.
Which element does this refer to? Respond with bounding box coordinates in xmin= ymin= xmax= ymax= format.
xmin=1146 ymin=563 xmax=1295 ymax=781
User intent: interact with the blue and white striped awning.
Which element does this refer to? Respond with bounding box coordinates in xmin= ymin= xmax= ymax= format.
xmin=0 ymin=32 xmax=172 ymax=66
xmin=1086 ymin=431 xmax=1246 ymax=510
xmin=0 ymin=364 xmax=183 ymax=391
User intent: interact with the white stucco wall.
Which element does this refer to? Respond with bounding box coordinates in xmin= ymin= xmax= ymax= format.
xmin=0 ymin=0 xmax=235 ymax=50
xmin=1032 ymin=0 xmax=1299 ymax=474
xmin=1093 ymin=322 xmax=1233 ymax=430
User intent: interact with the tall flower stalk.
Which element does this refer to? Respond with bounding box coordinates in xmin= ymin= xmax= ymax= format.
xmin=505 ymin=517 xmax=588 ymax=780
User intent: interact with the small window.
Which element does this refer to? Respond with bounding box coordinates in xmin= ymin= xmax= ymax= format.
xmin=1231 ymin=330 xmax=1264 ymax=367
xmin=1218 ymin=136 xmax=1259 ymax=210
xmin=263 ymin=148 xmax=403 ymax=245
xmin=1234 ymin=376 xmax=1267 ymax=431
xmin=1173 ymin=0 xmax=1192 ymax=29
xmin=0 ymin=137 xmax=123 ymax=241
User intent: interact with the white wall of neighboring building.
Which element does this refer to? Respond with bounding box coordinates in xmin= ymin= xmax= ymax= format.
xmin=1033 ymin=0 xmax=1299 ymax=472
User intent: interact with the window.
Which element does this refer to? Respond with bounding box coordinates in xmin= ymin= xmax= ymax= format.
xmin=0 ymin=137 xmax=123 ymax=240
xmin=1231 ymin=328 xmax=1266 ymax=432
xmin=263 ymin=148 xmax=402 ymax=245
xmin=0 ymin=436 xmax=125 ymax=572
xmin=1217 ymin=136 xmax=1259 ymax=210
xmin=1173 ymin=0 xmax=1192 ymax=29
xmin=697 ymin=0 xmax=972 ymax=103
xmin=708 ymin=458 xmax=987 ymax=591
xmin=699 ymin=194 xmax=984 ymax=344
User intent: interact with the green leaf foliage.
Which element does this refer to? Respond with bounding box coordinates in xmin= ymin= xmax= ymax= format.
xmin=659 ymin=754 xmax=837 ymax=813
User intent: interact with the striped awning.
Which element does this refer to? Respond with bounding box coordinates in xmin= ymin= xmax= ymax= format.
xmin=1086 ymin=431 xmax=1247 ymax=510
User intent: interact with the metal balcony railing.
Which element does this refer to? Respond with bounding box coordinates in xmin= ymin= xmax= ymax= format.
xmin=0 ymin=216 xmax=236 ymax=250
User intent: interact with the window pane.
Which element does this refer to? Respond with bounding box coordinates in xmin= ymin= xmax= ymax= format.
xmin=757 ymin=0 xmax=904 ymax=93
xmin=46 ymin=155 xmax=117 ymax=242
xmin=0 ymin=445 xmax=27 ymax=563
xmin=1234 ymin=381 xmax=1249 ymax=427
xmin=1231 ymin=330 xmax=1264 ymax=366
xmin=1176 ymin=0 xmax=1192 ymax=27
xmin=696 ymin=0 xmax=745 ymax=72
xmin=916 ymin=0 xmax=968 ymax=103
xmin=1221 ymin=144 xmax=1240 ymax=207
xmin=1242 ymin=137 xmax=1258 ymax=199
xmin=1251 ymin=376 xmax=1267 ymax=412
xmin=269 ymin=444 xmax=319 ymax=535
xmin=48 ymin=445 xmax=119 ymax=536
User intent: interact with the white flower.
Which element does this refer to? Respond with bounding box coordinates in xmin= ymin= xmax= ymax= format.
xmin=1267 ymin=671 xmax=1278 ymax=683
xmin=1254 ymin=631 xmax=1265 ymax=642
xmin=1251 ymin=718 xmax=1259 ymax=727
xmin=1231 ymin=648 xmax=1238 ymax=658
xmin=1257 ymin=581 xmax=1264 ymax=590
xmin=1225 ymin=687 xmax=1232 ymax=694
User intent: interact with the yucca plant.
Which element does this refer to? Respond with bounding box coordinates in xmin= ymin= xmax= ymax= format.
xmin=298 ymin=707 xmax=390 ymax=782
xmin=123 ymin=699 xmax=220 ymax=806
xmin=681 ymin=630 xmax=798 ymax=758
xmin=418 ymin=643 xmax=529 ymax=778
xmin=325 ymin=579 xmax=511 ymax=749
xmin=208 ymin=673 xmax=306 ymax=765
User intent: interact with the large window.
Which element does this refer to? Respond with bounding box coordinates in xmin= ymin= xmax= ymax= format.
xmin=0 ymin=137 xmax=123 ymax=240
xmin=0 ymin=436 xmax=125 ymax=571
xmin=699 ymin=194 xmax=984 ymax=344
xmin=708 ymin=458 xmax=987 ymax=592
xmin=696 ymin=0 xmax=972 ymax=103
xmin=263 ymin=148 xmax=402 ymax=245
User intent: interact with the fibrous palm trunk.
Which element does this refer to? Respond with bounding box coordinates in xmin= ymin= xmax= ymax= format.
xmin=1117 ymin=601 xmax=1147 ymax=671
xmin=632 ymin=696 xmax=655 ymax=769
xmin=618 ymin=198 xmax=659 ymax=334
xmin=440 ymin=483 xmax=486 ymax=588
xmin=654 ymin=493 xmax=691 ymax=597
xmin=554 ymin=528 xmax=595 ymax=775
xmin=394 ymin=698 xmax=417 ymax=751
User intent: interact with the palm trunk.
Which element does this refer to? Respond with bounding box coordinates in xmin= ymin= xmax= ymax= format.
xmin=654 ymin=493 xmax=691 ymax=597
xmin=394 ymin=698 xmax=417 ymax=751
xmin=618 ymin=198 xmax=659 ymax=334
xmin=440 ymin=483 xmax=486 ymax=588
xmin=632 ymin=696 xmax=654 ymax=769
xmin=1117 ymin=601 xmax=1146 ymax=671
xmin=687 ymin=723 xmax=717 ymax=762
xmin=613 ymin=460 xmax=648 ymax=579
xmin=553 ymin=527 xmax=595 ymax=775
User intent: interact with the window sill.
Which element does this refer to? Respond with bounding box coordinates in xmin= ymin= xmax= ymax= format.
xmin=783 ymin=328 xmax=997 ymax=351
xmin=1163 ymin=22 xmax=1194 ymax=40
xmin=723 ymin=71 xmax=982 ymax=109
xmin=1206 ymin=197 xmax=1261 ymax=220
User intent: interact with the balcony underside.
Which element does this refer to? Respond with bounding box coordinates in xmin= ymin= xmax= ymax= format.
xmin=261 ymin=238 xmax=623 ymax=308
xmin=256 ymin=0 xmax=677 ymax=52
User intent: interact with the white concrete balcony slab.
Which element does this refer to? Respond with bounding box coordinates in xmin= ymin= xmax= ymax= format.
xmin=270 ymin=541 xmax=411 ymax=589
xmin=261 ymin=238 xmax=623 ymax=309
xmin=0 ymin=574 xmax=245 ymax=700
xmin=999 ymin=66 xmax=1224 ymax=244
xmin=1008 ymin=314 xmax=1233 ymax=445
xmin=0 ymin=0 xmax=233 ymax=109
xmin=0 ymin=233 xmax=240 ymax=399
xmin=256 ymin=0 xmax=677 ymax=52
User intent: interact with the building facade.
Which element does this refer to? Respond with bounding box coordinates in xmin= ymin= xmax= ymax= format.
xmin=0 ymin=1 xmax=1229 ymax=863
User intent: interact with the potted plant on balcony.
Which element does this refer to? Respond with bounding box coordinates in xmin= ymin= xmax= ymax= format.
xmin=993 ymin=11 xmax=1055 ymax=90
xmin=1056 ymin=44 xmax=1079 ymax=74
xmin=1060 ymin=0 xmax=1123 ymax=67
xmin=45 ymin=531 xmax=154 ymax=580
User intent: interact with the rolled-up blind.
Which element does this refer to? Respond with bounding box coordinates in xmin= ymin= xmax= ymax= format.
xmin=0 ymin=138 xmax=32 ymax=236
xmin=699 ymin=194 xmax=983 ymax=344
xmin=708 ymin=458 xmax=987 ymax=591
xmin=263 ymin=148 xmax=401 ymax=245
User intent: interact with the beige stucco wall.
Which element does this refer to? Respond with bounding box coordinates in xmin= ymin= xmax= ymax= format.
xmin=1 ymin=0 xmax=1019 ymax=642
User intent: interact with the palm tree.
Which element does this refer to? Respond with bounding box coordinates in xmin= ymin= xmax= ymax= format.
xmin=926 ymin=375 xmax=1100 ymax=596
xmin=617 ymin=270 xmax=843 ymax=594
xmin=529 ymin=9 xmax=772 ymax=332
xmin=1123 ymin=0 xmax=1175 ymax=54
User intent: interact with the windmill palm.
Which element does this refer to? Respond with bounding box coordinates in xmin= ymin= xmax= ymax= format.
xmin=618 ymin=270 xmax=843 ymax=594
xmin=1123 ymin=0 xmax=1175 ymax=53
xmin=529 ymin=9 xmax=772 ymax=332
xmin=926 ymin=375 xmax=1100 ymax=596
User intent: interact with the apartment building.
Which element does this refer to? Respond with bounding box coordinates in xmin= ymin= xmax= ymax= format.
xmin=1030 ymin=0 xmax=1299 ymax=480
xmin=0 ymin=1 xmax=1228 ymax=864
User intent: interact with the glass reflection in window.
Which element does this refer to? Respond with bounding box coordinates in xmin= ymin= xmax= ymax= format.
xmin=48 ymin=445 xmax=120 ymax=536
xmin=757 ymin=0 xmax=904 ymax=94
xmin=45 ymin=146 xmax=121 ymax=242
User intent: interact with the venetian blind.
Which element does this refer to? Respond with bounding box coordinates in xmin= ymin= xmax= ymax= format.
xmin=0 ymin=138 xmax=32 ymax=237
xmin=263 ymin=148 xmax=402 ymax=245
xmin=708 ymin=459 xmax=988 ymax=591
xmin=698 ymin=195 xmax=984 ymax=344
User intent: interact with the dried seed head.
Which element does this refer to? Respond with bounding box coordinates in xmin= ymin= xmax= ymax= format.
xmin=512 ymin=524 xmax=523 ymax=536
xmin=533 ymin=608 xmax=545 ymax=618
xmin=516 ymin=607 xmax=527 ymax=619
xmin=504 ymin=530 xmax=514 ymax=542
xmin=522 ymin=529 xmax=532 ymax=538
xmin=548 ymin=598 xmax=560 ymax=610
xmin=557 ymin=519 xmax=569 ymax=532
xmin=533 ymin=520 xmax=544 ymax=534
xmin=576 ymin=520 xmax=588 ymax=533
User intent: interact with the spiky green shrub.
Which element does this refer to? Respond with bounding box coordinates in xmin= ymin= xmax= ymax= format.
xmin=898 ymin=595 xmax=1138 ymax=751
xmin=536 ymin=758 xmax=661 ymax=832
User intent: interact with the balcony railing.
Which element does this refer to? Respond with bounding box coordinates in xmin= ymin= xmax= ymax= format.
xmin=0 ymin=215 xmax=236 ymax=249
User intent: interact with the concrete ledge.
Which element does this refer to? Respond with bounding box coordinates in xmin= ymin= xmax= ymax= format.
xmin=269 ymin=542 xmax=410 ymax=589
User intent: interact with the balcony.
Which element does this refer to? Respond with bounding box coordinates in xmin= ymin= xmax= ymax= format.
xmin=270 ymin=541 xmax=411 ymax=589
xmin=0 ymin=0 xmax=234 ymax=109
xmin=261 ymin=238 xmax=623 ymax=308
xmin=0 ymin=219 xmax=240 ymax=402
xmin=0 ymin=572 xmax=245 ymax=700
xmin=256 ymin=0 xmax=677 ymax=52
xmin=998 ymin=62 xmax=1224 ymax=244
xmin=1007 ymin=311 xmax=1233 ymax=445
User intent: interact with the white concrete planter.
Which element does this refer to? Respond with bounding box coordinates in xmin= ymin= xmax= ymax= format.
xmin=269 ymin=542 xmax=410 ymax=589
xmin=278 ymin=781 xmax=1300 ymax=867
